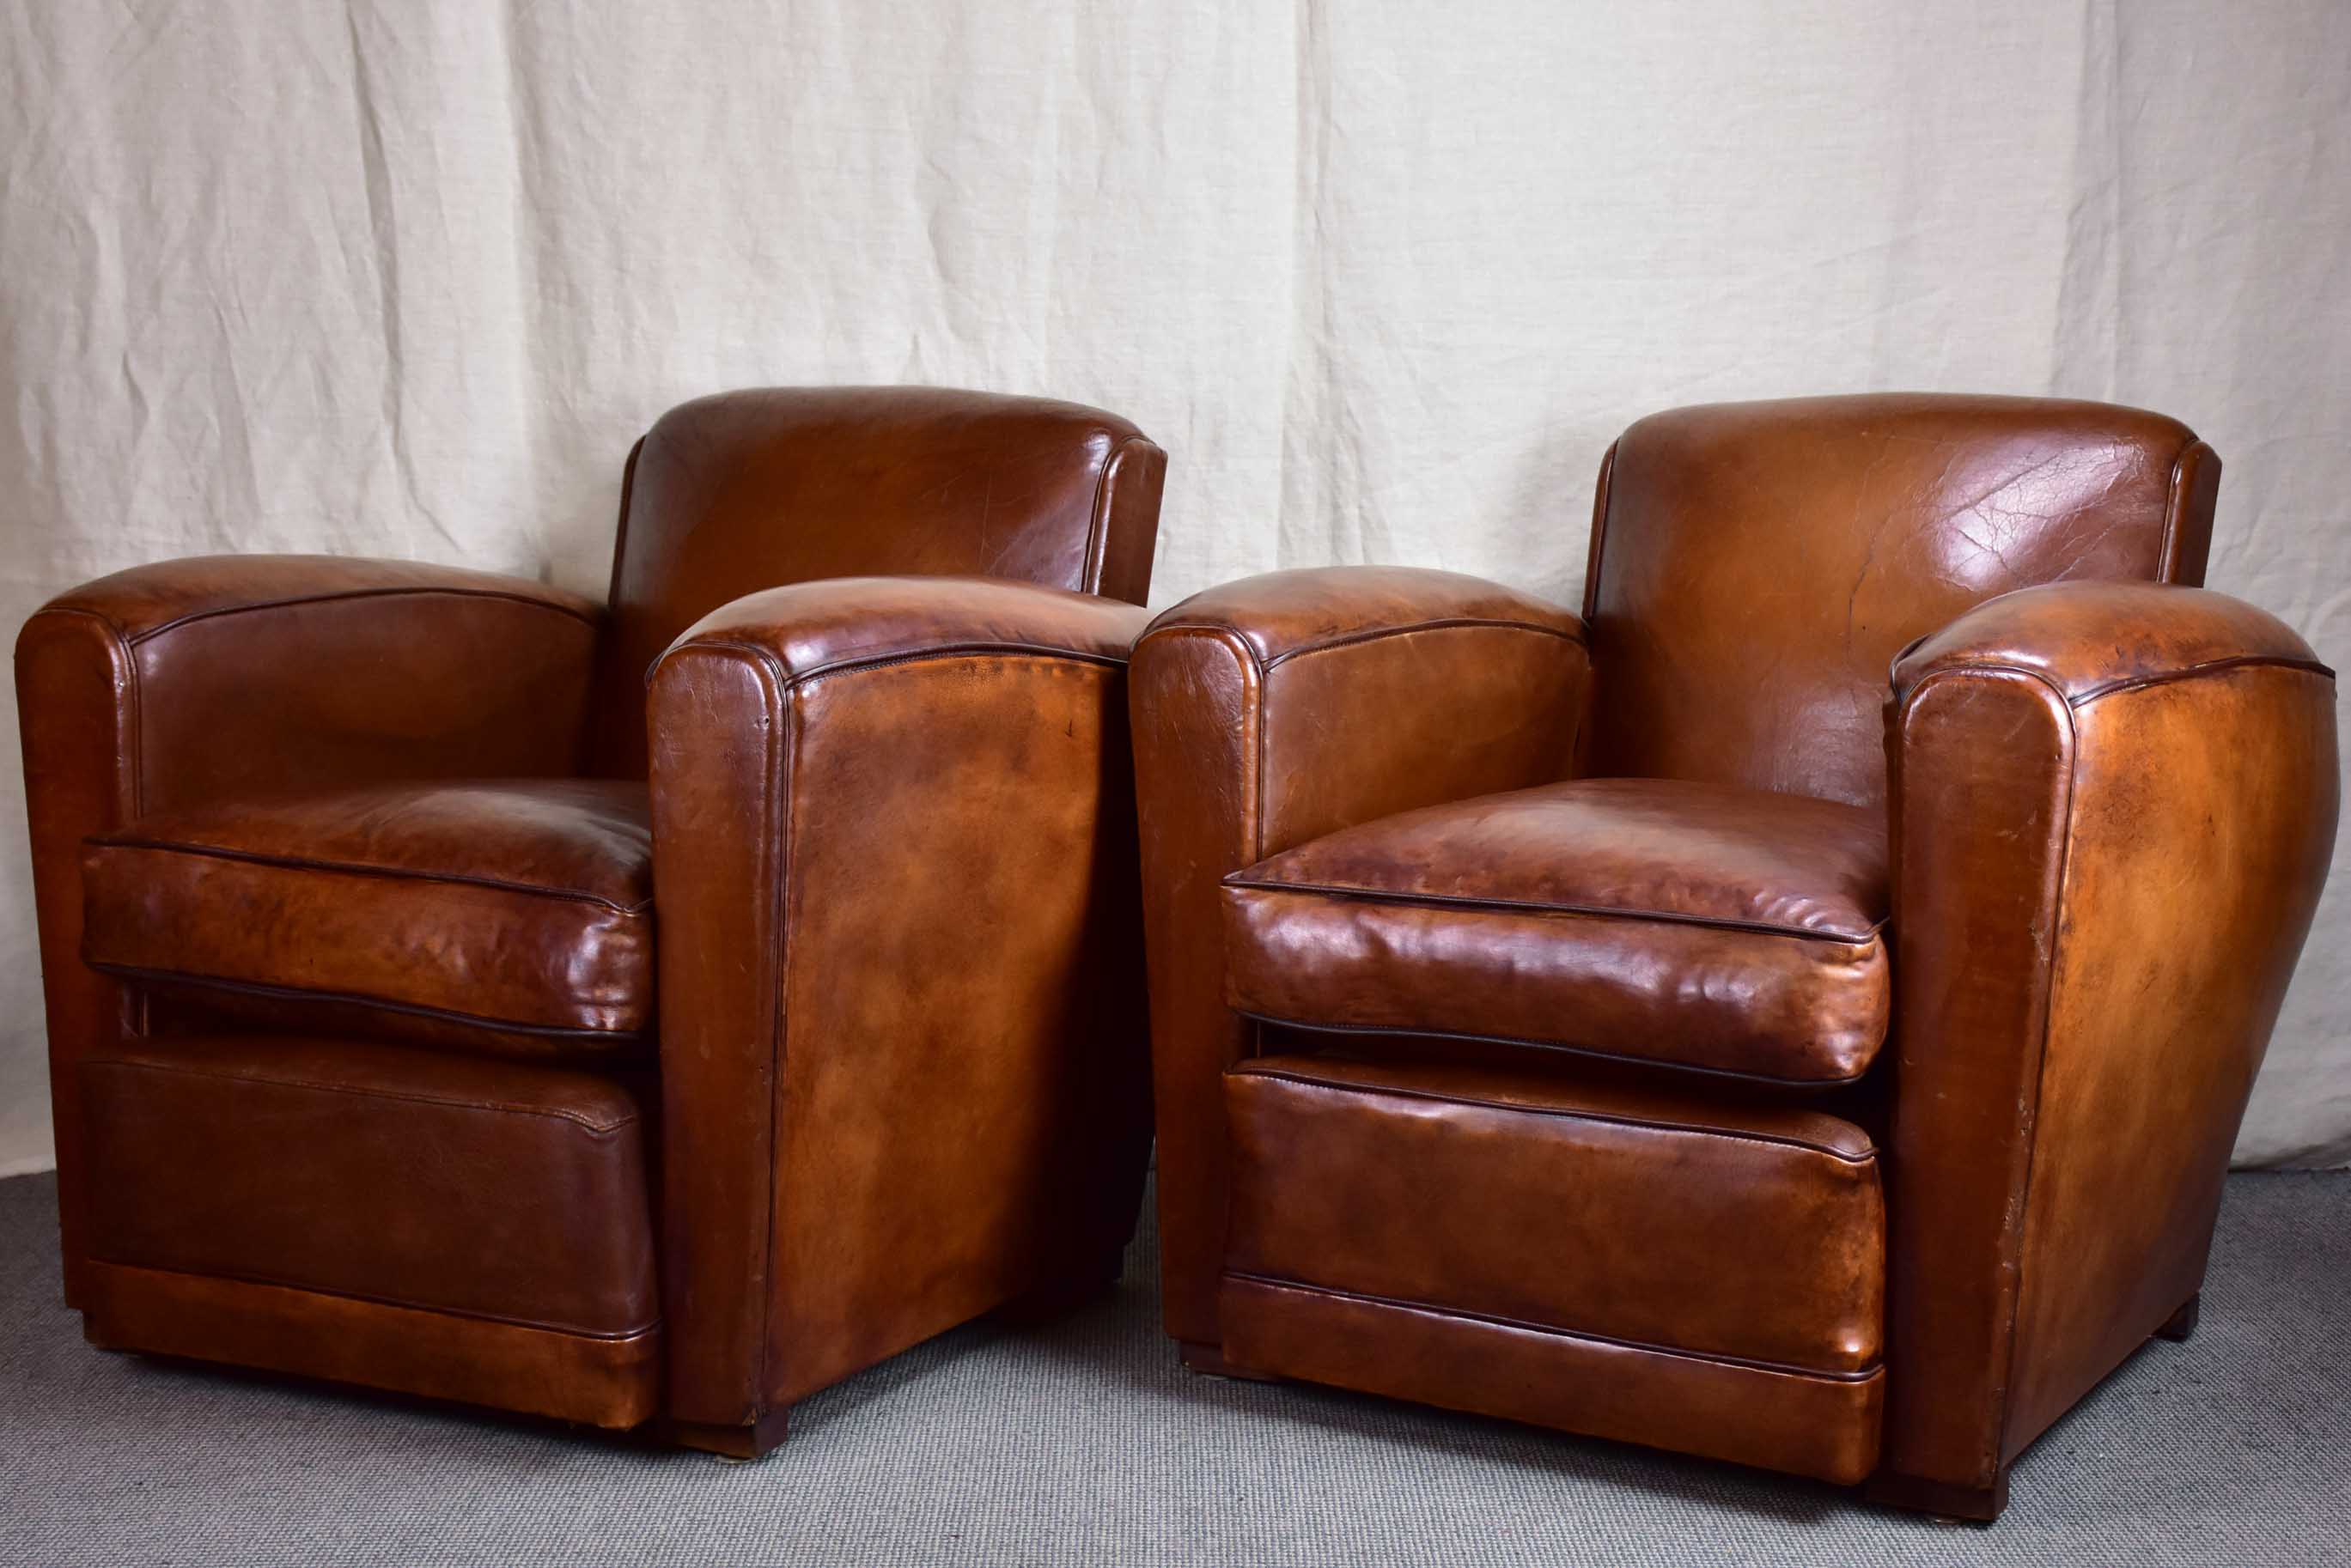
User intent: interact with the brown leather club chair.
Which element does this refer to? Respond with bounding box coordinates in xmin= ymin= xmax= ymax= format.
xmin=1129 ymin=393 xmax=2337 ymax=1520
xmin=17 ymin=386 xmax=1166 ymax=1458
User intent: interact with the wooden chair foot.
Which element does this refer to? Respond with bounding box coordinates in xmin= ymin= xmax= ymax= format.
xmin=1865 ymin=1467 xmax=2008 ymax=1522
xmin=667 ymin=1409 xmax=790 ymax=1461
xmin=994 ymin=1248 xmax=1126 ymax=1324
xmin=2154 ymin=1292 xmax=2201 ymax=1342
xmin=1179 ymin=1340 xmax=1277 ymax=1382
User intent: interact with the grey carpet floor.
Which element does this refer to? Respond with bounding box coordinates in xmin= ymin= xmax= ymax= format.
xmin=1 ymin=1170 xmax=2345 ymax=1567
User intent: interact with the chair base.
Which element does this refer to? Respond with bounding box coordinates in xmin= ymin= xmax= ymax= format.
xmin=1864 ymin=1468 xmax=2009 ymax=1522
xmin=2154 ymin=1292 xmax=2201 ymax=1343
xmin=1179 ymin=1339 xmax=1278 ymax=1381
xmin=667 ymin=1409 xmax=793 ymax=1461
xmin=990 ymin=1248 xmax=1127 ymax=1326
xmin=81 ymin=1260 xmax=660 ymax=1430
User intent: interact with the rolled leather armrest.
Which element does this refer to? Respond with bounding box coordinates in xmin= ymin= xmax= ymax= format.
xmin=1128 ymin=565 xmax=1590 ymax=1350
xmin=15 ymin=554 xmax=601 ymax=1298
xmin=1891 ymin=578 xmax=2330 ymax=703
xmin=644 ymin=574 xmax=1153 ymax=1431
xmin=1880 ymin=580 xmax=2337 ymax=1494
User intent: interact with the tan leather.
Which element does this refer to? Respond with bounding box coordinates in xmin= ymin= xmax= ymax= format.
xmin=82 ymin=1035 xmax=659 ymax=1338
xmin=649 ymin=573 xmax=1153 ymax=1428
xmin=591 ymin=386 xmax=1164 ymax=775
xmin=16 ymin=557 xmax=602 ymax=1304
xmin=81 ymin=781 xmax=653 ymax=1057
xmin=1130 ymin=397 xmax=2334 ymax=1512
xmin=1583 ymin=394 xmax=2216 ymax=809
xmin=1222 ymin=778 xmax=1889 ymax=1084
xmin=1881 ymin=580 xmax=2337 ymax=1493
xmin=1130 ymin=566 xmax=1590 ymax=1347
xmin=1224 ymin=1054 xmax=1883 ymax=1371
xmin=17 ymin=386 xmax=1166 ymax=1448
xmin=1223 ymin=1275 xmax=1885 ymax=1486
xmin=1219 ymin=1054 xmax=1885 ymax=1486
xmin=81 ymin=1262 xmax=661 ymax=1430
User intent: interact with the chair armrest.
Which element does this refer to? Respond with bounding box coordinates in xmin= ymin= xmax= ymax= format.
xmin=15 ymin=554 xmax=600 ymax=1300
xmin=1880 ymin=580 xmax=2337 ymax=1494
xmin=644 ymin=575 xmax=1152 ymax=1433
xmin=1128 ymin=566 xmax=1589 ymax=1351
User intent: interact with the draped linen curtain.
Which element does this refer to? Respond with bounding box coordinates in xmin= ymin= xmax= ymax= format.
xmin=2 ymin=0 xmax=2345 ymax=1172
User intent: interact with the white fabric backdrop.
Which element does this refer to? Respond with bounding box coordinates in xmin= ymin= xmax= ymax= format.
xmin=1 ymin=1 xmax=2345 ymax=1173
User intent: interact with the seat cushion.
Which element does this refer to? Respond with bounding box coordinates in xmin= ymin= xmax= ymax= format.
xmin=82 ymin=780 xmax=653 ymax=1061
xmin=1221 ymin=777 xmax=1891 ymax=1084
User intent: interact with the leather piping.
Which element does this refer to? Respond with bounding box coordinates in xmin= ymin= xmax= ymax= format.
xmin=1081 ymin=433 xmax=1150 ymax=594
xmin=1233 ymin=1061 xmax=1878 ymax=1162
xmin=2157 ymin=435 xmax=2204 ymax=583
xmin=119 ymin=585 xmax=600 ymax=645
xmin=83 ymin=1051 xmax=640 ymax=1133
xmin=87 ymin=1258 xmax=661 ymax=1341
xmin=89 ymin=963 xmax=649 ymax=1042
xmin=2072 ymin=653 xmax=2336 ymax=705
xmin=1223 ymin=873 xmax=1888 ymax=945
xmin=655 ymin=639 xmax=1128 ymax=693
xmin=1236 ymin=1011 xmax=1872 ymax=1091
xmin=1897 ymin=653 xmax=2335 ymax=710
xmin=1263 ymin=617 xmax=1585 ymax=669
xmin=1225 ymin=1272 xmax=1884 ymax=1383
xmin=85 ymin=836 xmax=655 ymax=914
xmin=1894 ymin=662 xmax=2078 ymax=1481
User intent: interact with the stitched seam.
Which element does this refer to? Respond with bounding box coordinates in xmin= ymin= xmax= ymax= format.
xmin=1234 ymin=1063 xmax=1878 ymax=1162
xmin=1264 ymin=617 xmax=1586 ymax=668
xmin=1225 ymin=1273 xmax=1883 ymax=1383
xmin=1583 ymin=439 xmax=1617 ymax=624
xmin=2073 ymin=653 xmax=2335 ymax=705
xmin=665 ymin=639 xmax=1127 ymax=694
xmin=87 ymin=837 xmax=654 ymax=914
xmin=1224 ymin=875 xmax=1887 ymax=945
xmin=1235 ymin=1011 xmax=1870 ymax=1091
xmin=122 ymin=585 xmax=599 ymax=645
xmin=763 ymin=648 xmax=795 ymax=1412
xmin=1082 ymin=434 xmax=1147 ymax=593
xmin=84 ymin=1054 xmax=639 ymax=1133
xmin=1990 ymin=670 xmax=2078 ymax=1475
xmin=90 ymin=964 xmax=647 ymax=1041
xmin=2158 ymin=433 xmax=2199 ymax=582
xmin=1906 ymin=654 xmax=2334 ymax=709
xmin=88 ymin=1260 xmax=660 ymax=1340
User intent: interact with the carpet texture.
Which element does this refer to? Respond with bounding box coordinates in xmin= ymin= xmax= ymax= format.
xmin=1 ymin=1170 xmax=2344 ymax=1566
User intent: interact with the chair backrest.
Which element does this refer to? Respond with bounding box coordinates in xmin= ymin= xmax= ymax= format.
xmin=588 ymin=386 xmax=1165 ymax=775
xmin=1580 ymin=393 xmax=2218 ymax=810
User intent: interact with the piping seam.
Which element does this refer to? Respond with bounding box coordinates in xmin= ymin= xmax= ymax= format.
xmin=83 ymin=1052 xmax=640 ymax=1133
xmin=85 ymin=837 xmax=654 ymax=914
xmin=1223 ymin=874 xmax=1886 ymax=945
xmin=88 ymin=963 xmax=646 ymax=1042
xmin=1233 ymin=1011 xmax=1872 ymax=1091
xmin=1233 ymin=1063 xmax=1878 ymax=1163
xmin=88 ymin=1260 xmax=659 ymax=1340
xmin=1224 ymin=1273 xmax=1883 ymax=1383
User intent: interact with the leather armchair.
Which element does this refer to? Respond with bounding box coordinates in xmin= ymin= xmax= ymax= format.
xmin=18 ymin=386 xmax=1167 ymax=1456
xmin=1129 ymin=394 xmax=2336 ymax=1518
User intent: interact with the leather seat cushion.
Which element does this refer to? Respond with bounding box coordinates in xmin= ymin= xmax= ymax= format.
xmin=81 ymin=780 xmax=654 ymax=1061
xmin=1221 ymin=777 xmax=1891 ymax=1085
